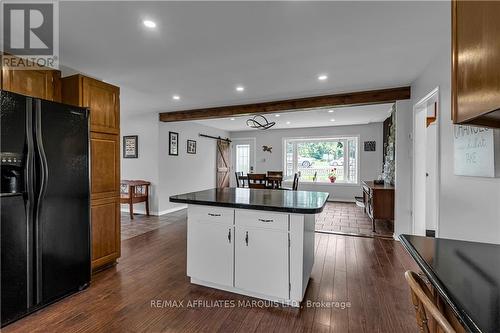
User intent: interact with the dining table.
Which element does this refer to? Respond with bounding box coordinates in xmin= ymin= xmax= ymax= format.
xmin=238 ymin=174 xmax=284 ymax=189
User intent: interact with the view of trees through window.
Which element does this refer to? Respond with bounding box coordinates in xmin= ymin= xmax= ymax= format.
xmin=284 ymin=137 xmax=358 ymax=184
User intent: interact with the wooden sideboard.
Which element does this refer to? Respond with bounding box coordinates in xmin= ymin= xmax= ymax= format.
xmin=62 ymin=74 xmax=121 ymax=272
xmin=362 ymin=180 xmax=394 ymax=232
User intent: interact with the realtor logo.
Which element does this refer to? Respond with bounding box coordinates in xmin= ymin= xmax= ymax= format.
xmin=1 ymin=1 xmax=59 ymax=69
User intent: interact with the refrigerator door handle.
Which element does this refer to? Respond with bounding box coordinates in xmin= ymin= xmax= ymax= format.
xmin=25 ymin=98 xmax=35 ymax=308
xmin=34 ymin=99 xmax=48 ymax=305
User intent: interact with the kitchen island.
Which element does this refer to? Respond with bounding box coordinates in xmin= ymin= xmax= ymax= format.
xmin=170 ymin=188 xmax=329 ymax=306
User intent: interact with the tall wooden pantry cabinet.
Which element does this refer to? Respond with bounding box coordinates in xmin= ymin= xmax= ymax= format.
xmin=62 ymin=74 xmax=121 ymax=271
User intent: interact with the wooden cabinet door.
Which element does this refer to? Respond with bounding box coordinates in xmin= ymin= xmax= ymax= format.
xmin=234 ymin=227 xmax=289 ymax=299
xmin=1 ymin=68 xmax=61 ymax=101
xmin=187 ymin=220 xmax=234 ymax=286
xmin=90 ymin=132 xmax=120 ymax=199
xmin=82 ymin=77 xmax=119 ymax=134
xmin=453 ymin=0 xmax=500 ymax=127
xmin=91 ymin=196 xmax=120 ymax=269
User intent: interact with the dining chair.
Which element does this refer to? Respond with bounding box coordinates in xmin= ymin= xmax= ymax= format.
xmin=267 ymin=171 xmax=283 ymax=189
xmin=282 ymin=173 xmax=300 ymax=191
xmin=247 ymin=173 xmax=267 ymax=189
xmin=235 ymin=171 xmax=243 ymax=188
xmin=292 ymin=172 xmax=300 ymax=190
xmin=404 ymin=271 xmax=456 ymax=333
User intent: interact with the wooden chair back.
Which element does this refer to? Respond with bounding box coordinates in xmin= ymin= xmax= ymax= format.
xmin=235 ymin=171 xmax=243 ymax=188
xmin=404 ymin=271 xmax=456 ymax=333
xmin=247 ymin=173 xmax=267 ymax=189
xmin=267 ymin=171 xmax=283 ymax=177
xmin=267 ymin=171 xmax=283 ymax=189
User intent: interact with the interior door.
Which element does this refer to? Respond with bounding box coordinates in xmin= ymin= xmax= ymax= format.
xmin=216 ymin=139 xmax=230 ymax=188
xmin=234 ymin=227 xmax=289 ymax=299
xmin=37 ymin=100 xmax=90 ymax=303
xmin=187 ymin=221 xmax=234 ymax=286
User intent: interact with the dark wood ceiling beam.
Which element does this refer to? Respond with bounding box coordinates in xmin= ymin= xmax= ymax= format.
xmin=159 ymin=86 xmax=410 ymax=122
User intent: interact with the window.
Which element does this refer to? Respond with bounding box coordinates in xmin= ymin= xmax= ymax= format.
xmin=235 ymin=144 xmax=250 ymax=174
xmin=284 ymin=136 xmax=359 ymax=184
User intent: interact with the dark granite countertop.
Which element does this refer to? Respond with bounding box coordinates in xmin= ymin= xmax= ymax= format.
xmin=169 ymin=188 xmax=329 ymax=214
xmin=400 ymin=234 xmax=500 ymax=333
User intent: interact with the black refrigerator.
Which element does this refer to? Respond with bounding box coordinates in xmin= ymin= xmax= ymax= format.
xmin=1 ymin=90 xmax=91 ymax=326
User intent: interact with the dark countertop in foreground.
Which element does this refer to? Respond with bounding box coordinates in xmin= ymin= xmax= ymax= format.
xmin=170 ymin=188 xmax=329 ymax=214
xmin=399 ymin=234 xmax=500 ymax=333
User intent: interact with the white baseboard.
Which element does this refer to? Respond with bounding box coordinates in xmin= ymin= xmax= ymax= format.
xmin=120 ymin=205 xmax=187 ymax=216
xmin=157 ymin=205 xmax=187 ymax=216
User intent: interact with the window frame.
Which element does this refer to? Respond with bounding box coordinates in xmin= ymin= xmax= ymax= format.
xmin=282 ymin=135 xmax=360 ymax=186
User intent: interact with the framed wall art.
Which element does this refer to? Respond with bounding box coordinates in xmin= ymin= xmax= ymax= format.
xmin=169 ymin=131 xmax=179 ymax=156
xmin=364 ymin=141 xmax=376 ymax=152
xmin=187 ymin=140 xmax=197 ymax=154
xmin=123 ymin=135 xmax=138 ymax=158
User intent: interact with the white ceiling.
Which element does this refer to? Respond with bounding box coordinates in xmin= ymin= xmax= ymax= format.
xmin=195 ymin=103 xmax=394 ymax=131
xmin=59 ymin=1 xmax=449 ymax=117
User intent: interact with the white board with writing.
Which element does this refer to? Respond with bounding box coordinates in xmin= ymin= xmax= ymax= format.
xmin=454 ymin=125 xmax=500 ymax=177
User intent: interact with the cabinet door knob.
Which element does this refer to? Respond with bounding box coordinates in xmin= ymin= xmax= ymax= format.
xmin=258 ymin=218 xmax=273 ymax=223
xmin=245 ymin=231 xmax=249 ymax=246
xmin=208 ymin=213 xmax=221 ymax=217
xmin=228 ymin=228 xmax=231 ymax=243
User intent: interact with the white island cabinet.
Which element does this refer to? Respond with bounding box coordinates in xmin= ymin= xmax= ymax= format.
xmin=186 ymin=205 xmax=234 ymax=287
xmin=186 ymin=205 xmax=317 ymax=306
xmin=171 ymin=188 xmax=329 ymax=306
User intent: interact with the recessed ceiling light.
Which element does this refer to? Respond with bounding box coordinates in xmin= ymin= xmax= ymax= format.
xmin=235 ymin=86 xmax=245 ymax=92
xmin=275 ymin=114 xmax=280 ymax=117
xmin=286 ymin=121 xmax=291 ymax=125
xmin=328 ymin=110 xmax=334 ymax=113
xmin=172 ymin=95 xmax=180 ymax=100
xmin=230 ymin=118 xmax=235 ymax=121
xmin=143 ymin=20 xmax=157 ymax=29
xmin=318 ymin=74 xmax=328 ymax=81
xmin=330 ymin=118 xmax=336 ymax=122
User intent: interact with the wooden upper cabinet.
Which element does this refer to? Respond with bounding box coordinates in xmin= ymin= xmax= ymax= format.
xmin=1 ymin=67 xmax=62 ymax=102
xmin=62 ymin=75 xmax=120 ymax=134
xmin=452 ymin=0 xmax=500 ymax=127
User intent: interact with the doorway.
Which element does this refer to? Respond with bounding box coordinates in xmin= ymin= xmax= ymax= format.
xmin=230 ymin=138 xmax=256 ymax=187
xmin=412 ymin=88 xmax=439 ymax=237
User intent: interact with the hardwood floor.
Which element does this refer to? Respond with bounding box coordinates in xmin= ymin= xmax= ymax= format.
xmin=4 ymin=210 xmax=418 ymax=333
xmin=121 ymin=209 xmax=186 ymax=240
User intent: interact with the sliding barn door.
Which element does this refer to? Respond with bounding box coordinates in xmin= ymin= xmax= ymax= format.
xmin=216 ymin=140 xmax=230 ymax=188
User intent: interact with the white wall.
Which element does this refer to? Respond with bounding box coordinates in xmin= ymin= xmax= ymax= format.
xmin=121 ymin=115 xmax=229 ymax=215
xmin=230 ymin=123 xmax=384 ymax=201
xmin=411 ymin=44 xmax=500 ymax=243
xmin=120 ymin=113 xmax=160 ymax=214
xmin=158 ymin=122 xmax=230 ymax=213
